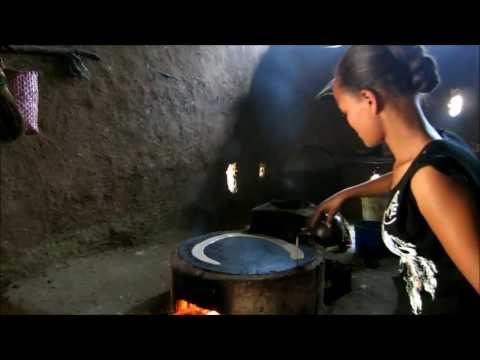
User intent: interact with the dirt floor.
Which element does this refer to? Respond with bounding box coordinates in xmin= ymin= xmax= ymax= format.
xmin=0 ymin=230 xmax=399 ymax=315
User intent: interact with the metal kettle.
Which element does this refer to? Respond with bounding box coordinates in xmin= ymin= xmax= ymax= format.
xmin=299 ymin=213 xmax=349 ymax=250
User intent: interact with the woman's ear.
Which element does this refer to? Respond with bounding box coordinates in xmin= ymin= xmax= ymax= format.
xmin=360 ymin=89 xmax=382 ymax=114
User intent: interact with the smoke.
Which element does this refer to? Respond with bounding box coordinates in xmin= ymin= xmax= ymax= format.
xmin=246 ymin=45 xmax=346 ymax=147
xmin=185 ymin=46 xmax=347 ymax=233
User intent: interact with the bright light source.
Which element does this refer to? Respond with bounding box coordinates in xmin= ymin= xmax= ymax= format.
xmin=448 ymin=94 xmax=463 ymax=117
xmin=226 ymin=162 xmax=238 ymax=194
xmin=325 ymin=45 xmax=343 ymax=48
xmin=259 ymin=162 xmax=266 ymax=178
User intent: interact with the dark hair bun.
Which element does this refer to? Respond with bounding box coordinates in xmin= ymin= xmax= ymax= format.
xmin=387 ymin=45 xmax=440 ymax=94
xmin=410 ymin=55 xmax=440 ymax=93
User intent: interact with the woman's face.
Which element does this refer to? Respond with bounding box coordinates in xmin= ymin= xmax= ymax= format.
xmin=332 ymin=80 xmax=384 ymax=148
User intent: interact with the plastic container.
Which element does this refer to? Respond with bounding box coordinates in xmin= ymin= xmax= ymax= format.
xmin=354 ymin=220 xmax=390 ymax=267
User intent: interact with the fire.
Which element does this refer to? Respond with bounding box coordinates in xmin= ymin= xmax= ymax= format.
xmin=173 ymin=300 xmax=220 ymax=315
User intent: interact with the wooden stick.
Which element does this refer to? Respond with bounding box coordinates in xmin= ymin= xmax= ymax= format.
xmin=295 ymin=235 xmax=300 ymax=259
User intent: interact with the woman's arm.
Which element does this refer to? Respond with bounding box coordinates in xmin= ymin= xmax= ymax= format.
xmin=339 ymin=171 xmax=393 ymax=198
xmin=310 ymin=172 xmax=393 ymax=226
xmin=411 ymin=165 xmax=480 ymax=293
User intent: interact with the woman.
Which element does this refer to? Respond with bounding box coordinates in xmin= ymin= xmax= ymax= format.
xmin=0 ymin=57 xmax=24 ymax=143
xmin=310 ymin=46 xmax=479 ymax=315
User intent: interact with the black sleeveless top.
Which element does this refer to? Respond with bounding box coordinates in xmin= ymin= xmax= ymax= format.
xmin=382 ymin=131 xmax=479 ymax=315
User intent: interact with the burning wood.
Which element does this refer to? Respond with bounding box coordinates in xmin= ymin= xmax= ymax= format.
xmin=173 ymin=300 xmax=220 ymax=315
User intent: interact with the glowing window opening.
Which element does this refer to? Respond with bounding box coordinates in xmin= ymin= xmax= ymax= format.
xmin=259 ymin=162 xmax=266 ymax=179
xmin=226 ymin=162 xmax=238 ymax=194
xmin=370 ymin=167 xmax=381 ymax=180
xmin=448 ymin=93 xmax=463 ymax=117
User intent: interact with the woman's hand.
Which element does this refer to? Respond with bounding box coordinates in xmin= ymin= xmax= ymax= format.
xmin=309 ymin=191 xmax=348 ymax=228
xmin=309 ymin=172 xmax=393 ymax=228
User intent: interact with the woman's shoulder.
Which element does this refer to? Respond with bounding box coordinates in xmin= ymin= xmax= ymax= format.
xmin=389 ymin=132 xmax=479 ymax=199
xmin=409 ymin=136 xmax=480 ymax=213
xmin=410 ymin=164 xmax=468 ymax=204
xmin=389 ymin=135 xmax=480 ymax=205
xmin=412 ymin=135 xmax=480 ymax=185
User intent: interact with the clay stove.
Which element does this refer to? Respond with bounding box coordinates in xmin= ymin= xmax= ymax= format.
xmin=170 ymin=231 xmax=325 ymax=315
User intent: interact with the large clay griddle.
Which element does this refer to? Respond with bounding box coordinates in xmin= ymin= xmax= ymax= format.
xmin=178 ymin=231 xmax=316 ymax=275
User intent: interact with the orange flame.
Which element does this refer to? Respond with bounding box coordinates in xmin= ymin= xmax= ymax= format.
xmin=173 ymin=300 xmax=220 ymax=315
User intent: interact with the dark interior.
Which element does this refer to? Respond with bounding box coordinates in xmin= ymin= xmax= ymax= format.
xmin=1 ymin=45 xmax=478 ymax=315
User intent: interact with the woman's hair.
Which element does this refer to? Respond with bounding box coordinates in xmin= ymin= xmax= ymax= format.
xmin=335 ymin=45 xmax=440 ymax=96
xmin=0 ymin=94 xmax=25 ymax=143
